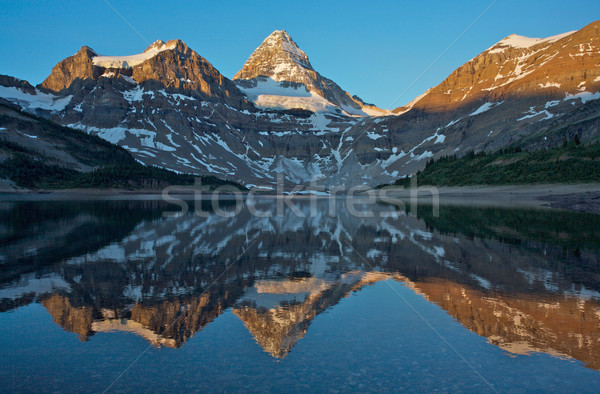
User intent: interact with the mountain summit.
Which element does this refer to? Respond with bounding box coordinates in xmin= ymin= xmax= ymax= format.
xmin=40 ymin=39 xmax=248 ymax=106
xmin=393 ymin=20 xmax=600 ymax=114
xmin=234 ymin=30 xmax=388 ymax=116
xmin=234 ymin=30 xmax=313 ymax=82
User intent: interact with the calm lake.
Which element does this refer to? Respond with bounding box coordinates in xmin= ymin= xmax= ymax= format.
xmin=1 ymin=196 xmax=600 ymax=392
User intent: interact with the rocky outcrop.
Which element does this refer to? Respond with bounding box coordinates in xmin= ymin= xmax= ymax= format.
xmin=0 ymin=74 xmax=37 ymax=95
xmin=233 ymin=276 xmax=361 ymax=357
xmin=39 ymin=39 xmax=251 ymax=109
xmin=129 ymin=40 xmax=250 ymax=107
xmin=40 ymin=46 xmax=99 ymax=93
xmin=234 ymin=30 xmax=311 ymax=81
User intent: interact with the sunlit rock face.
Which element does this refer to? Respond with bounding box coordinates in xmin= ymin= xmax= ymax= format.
xmin=394 ymin=22 xmax=600 ymax=114
xmin=1 ymin=199 xmax=599 ymax=368
xmin=40 ymin=40 xmax=248 ymax=105
xmin=410 ymin=279 xmax=600 ymax=370
xmin=233 ymin=275 xmax=362 ymax=358
xmin=42 ymin=294 xmax=94 ymax=341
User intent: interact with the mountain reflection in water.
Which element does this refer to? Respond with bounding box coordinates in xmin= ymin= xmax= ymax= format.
xmin=1 ymin=198 xmax=599 ymax=370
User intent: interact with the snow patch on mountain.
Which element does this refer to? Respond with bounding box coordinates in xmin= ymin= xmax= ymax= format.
xmin=539 ymin=82 xmax=561 ymax=89
xmin=517 ymin=107 xmax=554 ymax=121
xmin=564 ymin=91 xmax=600 ymax=104
xmin=0 ymin=86 xmax=72 ymax=111
xmin=367 ymin=132 xmax=383 ymax=140
xmin=0 ymin=274 xmax=71 ymax=300
xmin=252 ymin=91 xmax=338 ymax=112
xmin=92 ymin=40 xmax=177 ymax=69
xmin=488 ymin=31 xmax=575 ymax=53
xmin=239 ymin=78 xmax=311 ymax=100
xmin=470 ymin=101 xmax=503 ymax=116
xmin=236 ymin=77 xmax=343 ymax=114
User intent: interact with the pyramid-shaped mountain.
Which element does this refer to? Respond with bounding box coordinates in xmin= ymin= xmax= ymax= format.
xmin=234 ymin=30 xmax=388 ymax=116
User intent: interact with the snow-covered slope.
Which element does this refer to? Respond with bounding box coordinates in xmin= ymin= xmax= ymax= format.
xmin=92 ymin=40 xmax=177 ymax=69
xmin=487 ymin=31 xmax=576 ymax=51
xmin=237 ymin=77 xmax=341 ymax=113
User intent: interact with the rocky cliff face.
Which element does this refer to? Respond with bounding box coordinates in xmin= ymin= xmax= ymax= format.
xmin=40 ymin=46 xmax=99 ymax=93
xmin=234 ymin=30 xmax=312 ymax=82
xmin=42 ymin=294 xmax=94 ymax=341
xmin=233 ymin=275 xmax=362 ymax=357
xmin=414 ymin=278 xmax=600 ymax=370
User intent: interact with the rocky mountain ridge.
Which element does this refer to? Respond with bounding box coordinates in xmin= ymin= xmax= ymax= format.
xmin=360 ymin=20 xmax=600 ymax=177
xmin=1 ymin=22 xmax=600 ymax=188
xmin=40 ymin=39 xmax=251 ymax=108
xmin=393 ymin=22 xmax=600 ymax=114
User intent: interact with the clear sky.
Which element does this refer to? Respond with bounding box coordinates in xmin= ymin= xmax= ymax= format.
xmin=1 ymin=0 xmax=599 ymax=109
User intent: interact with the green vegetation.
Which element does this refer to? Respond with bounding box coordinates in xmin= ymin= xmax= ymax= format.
xmin=413 ymin=205 xmax=600 ymax=253
xmin=0 ymin=103 xmax=246 ymax=191
xmin=0 ymin=103 xmax=134 ymax=167
xmin=413 ymin=205 xmax=600 ymax=291
xmin=393 ymin=142 xmax=600 ymax=186
xmin=0 ymin=154 xmax=243 ymax=190
xmin=379 ymin=202 xmax=600 ymax=291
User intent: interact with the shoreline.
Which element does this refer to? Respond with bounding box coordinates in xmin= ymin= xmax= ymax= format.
xmin=378 ymin=183 xmax=600 ymax=214
xmin=2 ymin=183 xmax=600 ymax=214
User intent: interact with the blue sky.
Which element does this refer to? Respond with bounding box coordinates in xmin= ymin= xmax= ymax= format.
xmin=1 ymin=0 xmax=599 ymax=108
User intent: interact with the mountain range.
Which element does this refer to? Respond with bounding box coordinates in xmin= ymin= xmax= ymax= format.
xmin=1 ymin=21 xmax=600 ymax=188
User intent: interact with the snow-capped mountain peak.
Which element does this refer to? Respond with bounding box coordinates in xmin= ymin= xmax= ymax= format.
xmin=262 ymin=29 xmax=313 ymax=70
xmin=488 ymin=31 xmax=576 ymax=52
xmin=4 ymin=21 xmax=600 ymax=192
xmin=233 ymin=30 xmax=388 ymax=116
xmin=234 ymin=29 xmax=314 ymax=82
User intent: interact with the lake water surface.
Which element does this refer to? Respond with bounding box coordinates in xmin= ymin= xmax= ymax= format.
xmin=1 ymin=197 xmax=600 ymax=392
